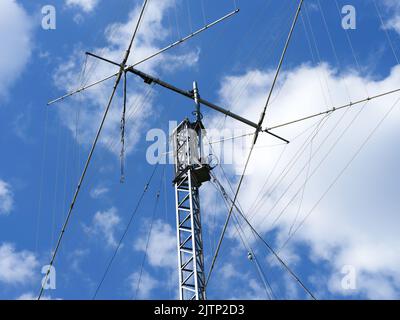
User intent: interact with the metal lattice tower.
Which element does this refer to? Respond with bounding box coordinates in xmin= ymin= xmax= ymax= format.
xmin=172 ymin=82 xmax=209 ymax=300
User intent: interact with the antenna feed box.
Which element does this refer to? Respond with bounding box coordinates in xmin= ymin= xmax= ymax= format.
xmin=172 ymin=119 xmax=211 ymax=187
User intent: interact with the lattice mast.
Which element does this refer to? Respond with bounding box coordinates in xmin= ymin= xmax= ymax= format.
xmin=172 ymin=82 xmax=209 ymax=300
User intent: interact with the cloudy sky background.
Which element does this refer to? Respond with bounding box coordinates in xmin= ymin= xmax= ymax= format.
xmin=0 ymin=0 xmax=399 ymax=300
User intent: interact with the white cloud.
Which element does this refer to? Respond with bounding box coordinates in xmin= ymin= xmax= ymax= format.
xmin=12 ymin=110 xmax=33 ymax=143
xmin=65 ymin=0 xmax=100 ymax=12
xmin=385 ymin=16 xmax=400 ymax=34
xmin=0 ymin=180 xmax=13 ymax=215
xmin=217 ymin=267 xmax=272 ymax=300
xmin=0 ymin=0 xmax=33 ymax=99
xmin=54 ymin=0 xmax=199 ymax=155
xmin=128 ymin=271 xmax=157 ymax=299
xmin=84 ymin=207 xmax=121 ymax=247
xmin=68 ymin=248 xmax=90 ymax=272
xmin=17 ymin=292 xmax=61 ymax=300
xmin=206 ymin=63 xmax=400 ymax=299
xmin=90 ymin=186 xmax=109 ymax=199
xmin=0 ymin=243 xmax=38 ymax=285
xmin=134 ymin=220 xmax=176 ymax=269
xmin=380 ymin=0 xmax=400 ymax=34
xmin=17 ymin=292 xmax=50 ymax=300
xmin=219 ymin=263 xmax=238 ymax=280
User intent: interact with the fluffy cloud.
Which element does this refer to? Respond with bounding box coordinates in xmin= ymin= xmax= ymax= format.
xmin=84 ymin=207 xmax=121 ymax=247
xmin=128 ymin=271 xmax=158 ymax=299
xmin=65 ymin=0 xmax=100 ymax=12
xmin=205 ymin=63 xmax=400 ymax=299
xmin=0 ymin=243 xmax=38 ymax=285
xmin=90 ymin=186 xmax=109 ymax=199
xmin=384 ymin=16 xmax=400 ymax=35
xmin=134 ymin=220 xmax=176 ymax=269
xmin=54 ymin=0 xmax=199 ymax=155
xmin=0 ymin=180 xmax=13 ymax=215
xmin=17 ymin=292 xmax=51 ymax=300
xmin=379 ymin=0 xmax=400 ymax=34
xmin=17 ymin=292 xmax=62 ymax=300
xmin=213 ymin=263 xmax=276 ymax=300
xmin=0 ymin=0 xmax=33 ymax=99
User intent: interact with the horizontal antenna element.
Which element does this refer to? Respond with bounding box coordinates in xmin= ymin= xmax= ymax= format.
xmin=47 ymin=9 xmax=239 ymax=106
xmin=266 ymin=87 xmax=400 ymax=131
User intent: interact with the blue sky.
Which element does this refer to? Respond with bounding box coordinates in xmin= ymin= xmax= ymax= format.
xmin=1 ymin=0 xmax=400 ymax=300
